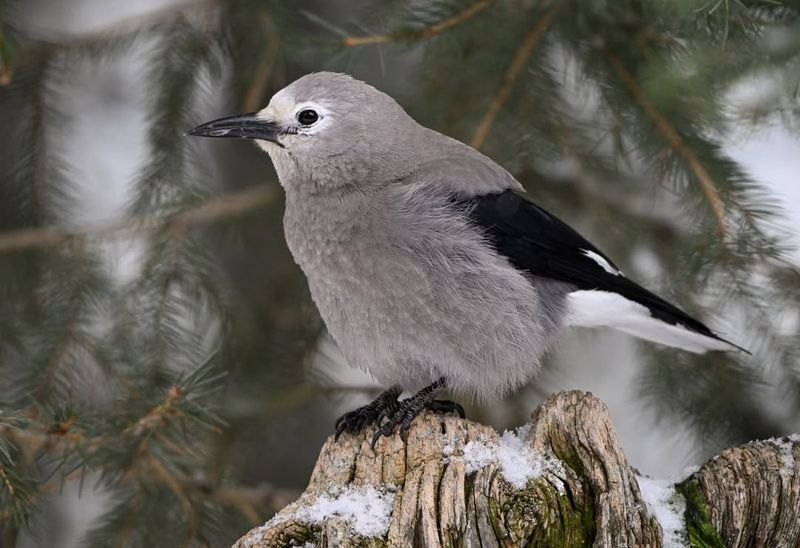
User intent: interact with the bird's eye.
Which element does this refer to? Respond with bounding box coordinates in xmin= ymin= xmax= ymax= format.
xmin=296 ymin=109 xmax=319 ymax=126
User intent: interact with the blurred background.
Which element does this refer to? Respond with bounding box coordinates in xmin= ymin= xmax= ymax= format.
xmin=0 ymin=0 xmax=798 ymax=546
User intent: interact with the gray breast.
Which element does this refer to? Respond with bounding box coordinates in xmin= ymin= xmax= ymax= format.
xmin=282 ymin=184 xmax=568 ymax=400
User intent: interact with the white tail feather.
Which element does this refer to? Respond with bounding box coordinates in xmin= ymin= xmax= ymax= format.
xmin=566 ymin=290 xmax=735 ymax=354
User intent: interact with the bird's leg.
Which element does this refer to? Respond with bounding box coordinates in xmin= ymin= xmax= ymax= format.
xmin=334 ymin=386 xmax=401 ymax=440
xmin=371 ymin=378 xmax=463 ymax=447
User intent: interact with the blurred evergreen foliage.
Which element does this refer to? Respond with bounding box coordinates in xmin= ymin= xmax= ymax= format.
xmin=0 ymin=0 xmax=798 ymax=545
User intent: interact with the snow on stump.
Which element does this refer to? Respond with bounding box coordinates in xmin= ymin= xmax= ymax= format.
xmin=233 ymin=390 xmax=800 ymax=547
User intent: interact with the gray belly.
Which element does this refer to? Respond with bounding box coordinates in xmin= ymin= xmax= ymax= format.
xmin=291 ymin=230 xmax=568 ymax=399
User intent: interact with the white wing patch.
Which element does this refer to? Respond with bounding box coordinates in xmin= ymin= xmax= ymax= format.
xmin=566 ymin=290 xmax=735 ymax=353
xmin=581 ymin=249 xmax=622 ymax=276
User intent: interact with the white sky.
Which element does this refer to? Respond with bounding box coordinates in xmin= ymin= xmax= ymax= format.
xmin=729 ymin=125 xmax=800 ymax=259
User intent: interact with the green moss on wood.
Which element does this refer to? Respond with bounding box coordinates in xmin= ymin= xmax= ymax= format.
xmin=492 ymin=477 xmax=594 ymax=547
xmin=357 ymin=538 xmax=386 ymax=547
xmin=487 ymin=495 xmax=507 ymax=539
xmin=268 ymin=522 xmax=317 ymax=547
xmin=554 ymin=445 xmax=586 ymax=478
xmin=675 ymin=477 xmax=726 ymax=548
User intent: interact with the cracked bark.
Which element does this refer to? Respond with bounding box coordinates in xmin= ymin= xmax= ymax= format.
xmin=233 ymin=390 xmax=799 ymax=547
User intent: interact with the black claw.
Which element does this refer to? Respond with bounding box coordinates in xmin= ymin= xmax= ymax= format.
xmin=333 ymin=386 xmax=400 ymax=440
xmin=334 ymin=420 xmax=351 ymax=441
xmin=369 ymin=378 xmax=453 ymax=447
xmin=374 ymin=399 xmax=423 ymax=445
xmin=370 ymin=425 xmax=388 ymax=449
xmin=375 ymin=400 xmax=398 ymax=425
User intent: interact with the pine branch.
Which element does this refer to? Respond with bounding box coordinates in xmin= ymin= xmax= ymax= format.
xmin=1 ymin=359 xmax=228 ymax=533
xmin=341 ymin=0 xmax=493 ymax=47
xmin=31 ymin=243 xmax=97 ymax=403
xmin=470 ymin=0 xmax=563 ymax=149
xmin=242 ymin=13 xmax=280 ymax=113
xmin=603 ymin=47 xmax=729 ymax=235
xmin=0 ymin=184 xmax=279 ymax=254
xmin=0 ymin=414 xmax=36 ymax=528
xmin=146 ymin=454 xmax=198 ymax=547
xmin=0 ymin=23 xmax=13 ymax=85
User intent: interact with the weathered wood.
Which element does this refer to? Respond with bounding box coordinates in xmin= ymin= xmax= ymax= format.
xmin=233 ymin=391 xmax=799 ymax=547
xmin=681 ymin=435 xmax=800 ymax=547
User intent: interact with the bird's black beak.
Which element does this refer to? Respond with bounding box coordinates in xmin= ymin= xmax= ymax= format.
xmin=186 ymin=112 xmax=284 ymax=148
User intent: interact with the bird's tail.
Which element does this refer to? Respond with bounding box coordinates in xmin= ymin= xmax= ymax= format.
xmin=565 ymin=290 xmax=746 ymax=354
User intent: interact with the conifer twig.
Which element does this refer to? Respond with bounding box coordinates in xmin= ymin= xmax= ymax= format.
xmin=0 ymin=466 xmax=16 ymax=498
xmin=243 ymin=13 xmax=280 ymax=112
xmin=470 ymin=0 xmax=562 ymax=149
xmin=129 ymin=385 xmax=184 ymax=436
xmin=603 ymin=49 xmax=728 ymax=235
xmin=0 ymin=184 xmax=280 ymax=254
xmin=35 ymin=242 xmax=89 ymax=401
xmin=341 ymin=0 xmax=493 ymax=47
xmin=148 ymin=455 xmax=198 ymax=547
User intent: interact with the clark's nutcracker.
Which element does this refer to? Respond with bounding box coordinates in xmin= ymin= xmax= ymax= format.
xmin=189 ymin=72 xmax=745 ymax=444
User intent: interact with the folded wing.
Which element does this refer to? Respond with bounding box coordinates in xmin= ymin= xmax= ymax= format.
xmin=455 ymin=190 xmax=744 ymax=353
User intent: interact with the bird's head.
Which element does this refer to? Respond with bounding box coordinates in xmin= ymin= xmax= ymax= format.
xmin=188 ymin=72 xmax=419 ymax=189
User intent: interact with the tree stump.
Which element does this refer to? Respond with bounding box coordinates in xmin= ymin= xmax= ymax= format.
xmin=233 ymin=391 xmax=799 ymax=547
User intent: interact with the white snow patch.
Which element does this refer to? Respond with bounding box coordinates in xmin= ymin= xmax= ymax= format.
xmin=767 ymin=434 xmax=798 ymax=476
xmin=282 ymin=485 xmax=395 ymax=538
xmin=463 ymin=437 xmax=496 ymax=472
xmin=777 ymin=440 xmax=795 ymax=475
xmin=239 ymin=525 xmax=267 ymax=548
xmin=637 ymin=476 xmax=688 ymax=548
xmin=463 ymin=426 xmax=563 ymax=490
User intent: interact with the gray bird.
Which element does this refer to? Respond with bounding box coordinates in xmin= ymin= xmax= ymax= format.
xmin=188 ymin=72 xmax=744 ymax=444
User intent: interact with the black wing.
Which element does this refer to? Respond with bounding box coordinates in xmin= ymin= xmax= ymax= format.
xmin=456 ymin=189 xmax=728 ymax=343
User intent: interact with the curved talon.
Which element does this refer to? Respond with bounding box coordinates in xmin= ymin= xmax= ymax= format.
xmin=370 ymin=429 xmax=382 ymax=449
xmin=367 ymin=378 xmax=458 ymax=447
xmin=376 ymin=400 xmax=400 ymax=425
xmin=371 ymin=424 xmax=393 ymax=449
xmin=334 ymin=420 xmax=352 ymax=441
xmin=334 ymin=386 xmax=401 ymax=440
xmin=334 ymin=408 xmax=368 ymax=440
xmin=334 ymin=414 xmax=354 ymax=438
xmin=399 ymin=421 xmax=412 ymax=441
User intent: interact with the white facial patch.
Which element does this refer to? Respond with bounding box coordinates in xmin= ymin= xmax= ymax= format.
xmin=258 ymin=87 xmax=293 ymax=121
xmin=291 ymin=102 xmax=334 ymax=135
xmin=582 ymin=249 xmax=622 ymax=276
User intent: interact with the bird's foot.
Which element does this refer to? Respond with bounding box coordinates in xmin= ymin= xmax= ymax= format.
xmin=335 ymin=386 xmax=401 ymax=440
xmin=371 ymin=378 xmax=463 ymax=448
